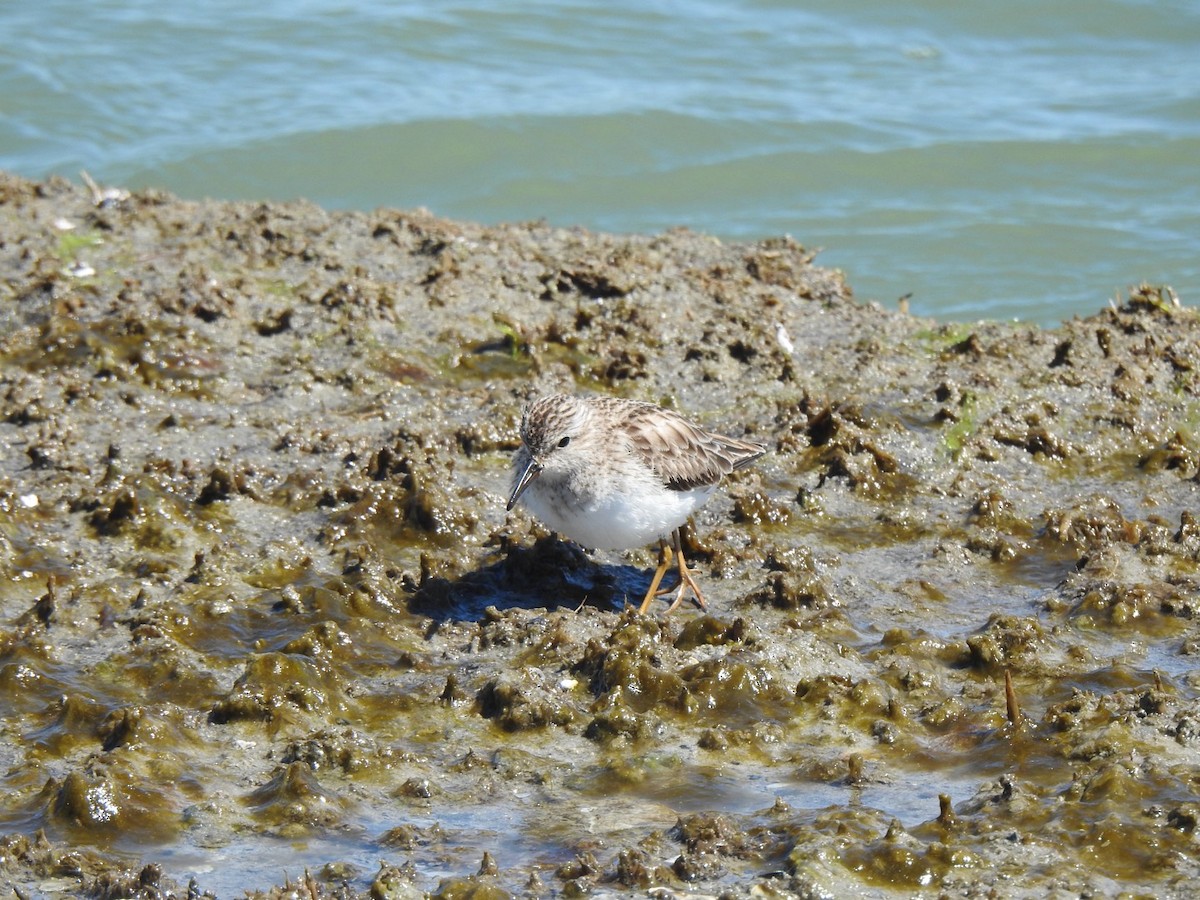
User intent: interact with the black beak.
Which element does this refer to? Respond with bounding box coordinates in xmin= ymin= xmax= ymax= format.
xmin=507 ymin=457 xmax=542 ymax=510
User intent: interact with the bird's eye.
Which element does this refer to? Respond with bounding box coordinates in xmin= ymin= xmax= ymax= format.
xmin=557 ymin=436 xmax=571 ymax=448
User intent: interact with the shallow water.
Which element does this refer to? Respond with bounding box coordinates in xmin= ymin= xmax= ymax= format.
xmin=2 ymin=0 xmax=1198 ymax=324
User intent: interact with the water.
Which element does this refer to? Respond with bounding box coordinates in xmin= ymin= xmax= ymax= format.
xmin=2 ymin=0 xmax=1198 ymax=324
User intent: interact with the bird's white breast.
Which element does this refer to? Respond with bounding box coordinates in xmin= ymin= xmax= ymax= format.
xmin=519 ymin=469 xmax=713 ymax=550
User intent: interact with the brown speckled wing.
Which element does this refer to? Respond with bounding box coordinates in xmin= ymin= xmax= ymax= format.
xmin=612 ymin=400 xmax=766 ymax=491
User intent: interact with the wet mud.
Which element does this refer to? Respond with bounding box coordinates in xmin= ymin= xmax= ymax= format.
xmin=1 ymin=170 xmax=1199 ymax=897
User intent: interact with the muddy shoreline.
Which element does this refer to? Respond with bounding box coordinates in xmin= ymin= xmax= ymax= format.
xmin=2 ymin=171 xmax=1199 ymax=898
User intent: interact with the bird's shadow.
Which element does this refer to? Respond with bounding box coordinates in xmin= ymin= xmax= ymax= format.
xmin=407 ymin=536 xmax=654 ymax=623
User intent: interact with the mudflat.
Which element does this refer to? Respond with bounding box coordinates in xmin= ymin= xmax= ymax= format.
xmin=2 ymin=171 xmax=1199 ymax=897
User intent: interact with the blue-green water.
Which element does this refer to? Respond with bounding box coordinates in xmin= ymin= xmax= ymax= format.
xmin=2 ymin=0 xmax=1197 ymax=324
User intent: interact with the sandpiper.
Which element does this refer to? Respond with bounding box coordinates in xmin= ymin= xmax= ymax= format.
xmin=506 ymin=393 xmax=766 ymax=613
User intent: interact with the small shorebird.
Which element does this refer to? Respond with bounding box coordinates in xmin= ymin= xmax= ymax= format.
xmin=506 ymin=393 xmax=766 ymax=613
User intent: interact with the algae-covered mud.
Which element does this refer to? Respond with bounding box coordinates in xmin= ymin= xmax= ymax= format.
xmin=2 ymin=171 xmax=1199 ymax=898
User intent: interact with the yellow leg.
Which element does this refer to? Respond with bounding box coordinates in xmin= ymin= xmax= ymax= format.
xmin=637 ymin=530 xmax=708 ymax=614
xmin=664 ymin=529 xmax=707 ymax=613
xmin=638 ymin=540 xmax=673 ymax=614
